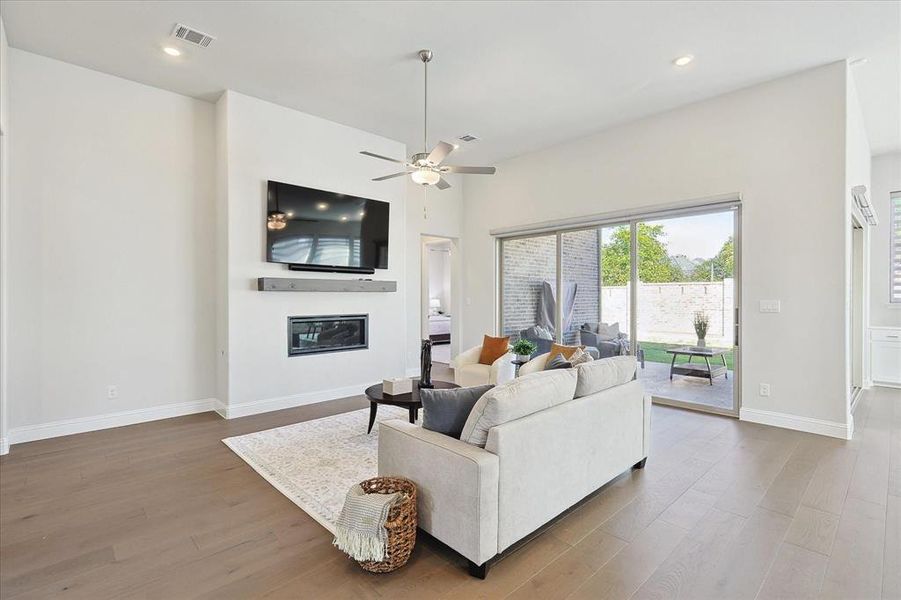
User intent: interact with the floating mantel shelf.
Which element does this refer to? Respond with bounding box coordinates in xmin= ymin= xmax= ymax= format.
xmin=257 ymin=277 xmax=397 ymax=293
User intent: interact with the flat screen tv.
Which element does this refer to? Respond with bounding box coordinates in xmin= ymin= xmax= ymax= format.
xmin=266 ymin=180 xmax=389 ymax=274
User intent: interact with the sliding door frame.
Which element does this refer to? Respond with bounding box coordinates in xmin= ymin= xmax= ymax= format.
xmin=496 ymin=194 xmax=742 ymax=416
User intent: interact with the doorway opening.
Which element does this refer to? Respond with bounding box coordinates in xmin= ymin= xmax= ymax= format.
xmin=421 ymin=235 xmax=458 ymax=367
xmin=850 ymin=216 xmax=865 ymax=408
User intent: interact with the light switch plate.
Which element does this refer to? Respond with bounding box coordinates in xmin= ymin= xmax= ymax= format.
xmin=759 ymin=300 xmax=781 ymax=313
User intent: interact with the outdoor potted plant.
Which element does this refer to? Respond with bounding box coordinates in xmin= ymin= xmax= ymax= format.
xmin=511 ymin=338 xmax=538 ymax=362
xmin=693 ymin=311 xmax=709 ymax=348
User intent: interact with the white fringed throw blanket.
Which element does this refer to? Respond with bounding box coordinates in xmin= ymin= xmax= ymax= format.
xmin=333 ymin=484 xmax=399 ymax=562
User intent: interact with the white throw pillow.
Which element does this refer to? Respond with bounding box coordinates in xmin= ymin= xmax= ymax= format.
xmin=460 ymin=369 xmax=578 ymax=448
xmin=574 ymin=355 xmax=636 ymax=398
xmin=569 ymin=347 xmax=594 ymax=366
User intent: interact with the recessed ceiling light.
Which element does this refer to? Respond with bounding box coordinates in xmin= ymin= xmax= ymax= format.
xmin=316 ymin=202 xmax=329 ymax=211
xmin=358 ymin=210 xmax=366 ymax=217
xmin=340 ymin=215 xmax=348 ymax=222
xmin=285 ymin=211 xmax=294 ymax=217
xmin=162 ymin=46 xmax=182 ymax=57
xmin=672 ymin=54 xmax=694 ymax=67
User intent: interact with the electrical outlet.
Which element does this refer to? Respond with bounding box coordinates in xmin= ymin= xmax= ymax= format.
xmin=107 ymin=385 xmax=119 ymax=399
xmin=759 ymin=383 xmax=771 ymax=397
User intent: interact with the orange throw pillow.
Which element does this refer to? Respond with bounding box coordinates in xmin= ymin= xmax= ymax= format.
xmin=478 ymin=335 xmax=510 ymax=365
xmin=548 ymin=343 xmax=583 ymax=362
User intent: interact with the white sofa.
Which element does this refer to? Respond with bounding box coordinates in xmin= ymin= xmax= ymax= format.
xmin=378 ymin=355 xmax=649 ymax=577
xmin=453 ymin=344 xmax=515 ymax=387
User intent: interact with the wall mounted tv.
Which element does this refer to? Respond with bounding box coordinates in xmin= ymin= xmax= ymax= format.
xmin=266 ymin=180 xmax=390 ymax=274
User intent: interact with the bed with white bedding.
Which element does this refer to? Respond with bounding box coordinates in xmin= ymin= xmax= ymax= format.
xmin=428 ymin=314 xmax=451 ymax=343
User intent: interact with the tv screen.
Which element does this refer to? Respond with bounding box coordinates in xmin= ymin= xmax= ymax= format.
xmin=266 ymin=180 xmax=389 ymax=272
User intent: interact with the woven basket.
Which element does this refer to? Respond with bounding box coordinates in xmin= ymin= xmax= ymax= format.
xmin=355 ymin=476 xmax=418 ymax=573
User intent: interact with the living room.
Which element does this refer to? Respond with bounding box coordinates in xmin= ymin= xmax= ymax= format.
xmin=1 ymin=1 xmax=899 ymax=598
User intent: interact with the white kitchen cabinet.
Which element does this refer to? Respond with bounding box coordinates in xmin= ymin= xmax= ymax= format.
xmin=871 ymin=327 xmax=901 ymax=387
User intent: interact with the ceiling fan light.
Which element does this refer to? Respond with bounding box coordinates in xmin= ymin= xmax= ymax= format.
xmin=411 ymin=168 xmax=440 ymax=186
xmin=267 ymin=211 xmax=288 ymax=230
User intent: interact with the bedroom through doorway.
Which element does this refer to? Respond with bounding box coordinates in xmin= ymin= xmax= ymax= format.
xmin=421 ymin=235 xmax=457 ymax=365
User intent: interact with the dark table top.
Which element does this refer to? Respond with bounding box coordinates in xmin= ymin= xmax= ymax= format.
xmin=364 ymin=379 xmax=459 ymax=407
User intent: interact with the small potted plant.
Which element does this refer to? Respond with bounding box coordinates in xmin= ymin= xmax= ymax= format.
xmin=693 ymin=311 xmax=709 ymax=348
xmin=511 ymin=338 xmax=538 ymax=362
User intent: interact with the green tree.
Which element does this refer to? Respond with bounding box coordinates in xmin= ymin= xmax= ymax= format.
xmin=688 ymin=236 xmax=734 ymax=281
xmin=601 ymin=224 xmax=682 ymax=285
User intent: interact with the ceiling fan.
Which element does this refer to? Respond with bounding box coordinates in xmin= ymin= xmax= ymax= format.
xmin=360 ymin=49 xmax=496 ymax=190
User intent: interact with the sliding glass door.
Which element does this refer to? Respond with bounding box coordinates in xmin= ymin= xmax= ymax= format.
xmin=634 ymin=209 xmax=738 ymax=414
xmin=498 ymin=203 xmax=740 ymax=416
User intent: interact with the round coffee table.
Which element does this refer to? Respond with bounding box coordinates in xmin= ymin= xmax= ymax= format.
xmin=364 ymin=380 xmax=459 ymax=434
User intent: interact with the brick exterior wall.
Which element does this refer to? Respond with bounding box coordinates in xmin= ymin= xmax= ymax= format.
xmin=500 ymin=236 xmax=557 ymax=338
xmin=561 ymin=230 xmax=600 ymax=344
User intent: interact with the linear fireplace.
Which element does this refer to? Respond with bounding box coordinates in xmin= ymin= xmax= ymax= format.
xmin=287 ymin=314 xmax=368 ymax=356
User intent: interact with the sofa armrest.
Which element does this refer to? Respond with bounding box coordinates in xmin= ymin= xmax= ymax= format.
xmin=489 ymin=352 xmax=515 ymax=384
xmin=455 ymin=345 xmax=482 ymax=369
xmin=518 ymin=353 xmax=549 ymax=376
xmin=377 ymin=420 xmax=499 ymax=565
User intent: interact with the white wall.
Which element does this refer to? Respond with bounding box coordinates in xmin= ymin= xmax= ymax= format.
xmin=7 ymin=51 xmax=217 ymax=439
xmin=870 ymin=152 xmax=901 ymax=326
xmin=0 ymin=17 xmax=9 ymax=454
xmin=217 ymin=91 xmax=408 ymax=416
xmin=404 ymin=179 xmax=463 ymax=372
xmin=462 ymin=62 xmax=851 ymax=433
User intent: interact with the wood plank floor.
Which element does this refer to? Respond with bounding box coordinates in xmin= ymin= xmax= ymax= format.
xmin=1 ymin=379 xmax=899 ymax=599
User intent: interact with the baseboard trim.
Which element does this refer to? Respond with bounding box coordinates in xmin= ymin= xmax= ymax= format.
xmin=219 ymin=384 xmax=370 ymax=420
xmin=872 ymin=380 xmax=901 ymax=389
xmin=0 ymin=436 xmax=8 ymax=456
xmin=739 ymin=407 xmax=852 ymax=440
xmin=8 ymin=398 xmax=219 ymax=445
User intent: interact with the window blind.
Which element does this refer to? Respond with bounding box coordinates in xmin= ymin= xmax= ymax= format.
xmin=893 ymin=192 xmax=901 ymax=303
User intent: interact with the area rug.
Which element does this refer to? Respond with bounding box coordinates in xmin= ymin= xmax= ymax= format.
xmin=222 ymin=405 xmax=408 ymax=534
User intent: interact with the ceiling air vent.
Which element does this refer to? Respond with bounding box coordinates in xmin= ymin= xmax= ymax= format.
xmin=458 ymin=134 xmax=479 ymax=143
xmin=171 ymin=23 xmax=216 ymax=48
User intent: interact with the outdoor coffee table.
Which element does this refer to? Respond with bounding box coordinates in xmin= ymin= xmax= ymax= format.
xmin=665 ymin=347 xmax=728 ymax=385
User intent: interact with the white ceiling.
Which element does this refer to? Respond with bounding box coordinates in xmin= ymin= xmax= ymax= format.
xmin=2 ymin=1 xmax=899 ymax=163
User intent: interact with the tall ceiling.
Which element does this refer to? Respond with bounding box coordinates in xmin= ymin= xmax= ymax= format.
xmin=2 ymin=1 xmax=898 ymax=162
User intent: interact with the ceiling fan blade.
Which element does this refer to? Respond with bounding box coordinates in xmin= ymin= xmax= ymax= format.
xmin=436 ymin=177 xmax=451 ymax=190
xmin=442 ymin=166 xmax=496 ymax=175
xmin=360 ymin=150 xmax=406 ymax=164
xmin=372 ymin=171 xmax=409 ymax=181
xmin=426 ymin=141 xmax=455 ymax=165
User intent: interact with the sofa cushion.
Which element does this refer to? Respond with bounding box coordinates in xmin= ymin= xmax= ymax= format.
xmin=478 ymin=335 xmax=510 ymax=365
xmin=521 ymin=325 xmax=554 ymax=341
xmin=460 ymin=369 xmax=578 ymax=448
xmin=421 ymin=385 xmax=494 ymax=439
xmin=574 ymin=355 xmax=637 ymax=398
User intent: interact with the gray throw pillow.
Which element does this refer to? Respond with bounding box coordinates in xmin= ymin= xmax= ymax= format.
xmin=545 ymin=353 xmax=573 ymax=370
xmin=421 ymin=385 xmax=493 ymax=439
